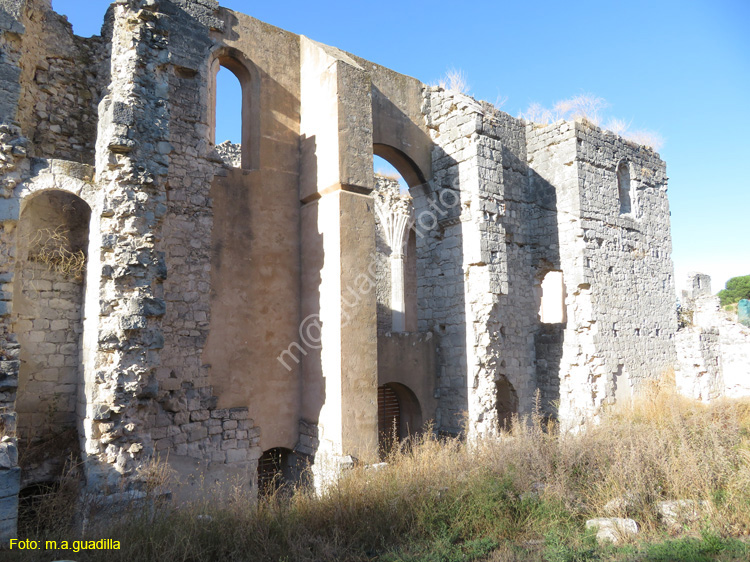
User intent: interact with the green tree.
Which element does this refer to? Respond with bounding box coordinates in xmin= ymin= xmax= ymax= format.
xmin=718 ymin=275 xmax=750 ymax=306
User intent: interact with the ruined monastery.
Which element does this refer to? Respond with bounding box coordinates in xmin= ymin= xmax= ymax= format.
xmin=1 ymin=0 xmax=747 ymax=538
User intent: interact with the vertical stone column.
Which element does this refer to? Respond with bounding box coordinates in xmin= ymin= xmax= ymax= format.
xmin=374 ymin=184 xmax=413 ymax=333
xmin=84 ymin=0 xmax=170 ymax=489
xmin=299 ymin=37 xmax=377 ymax=488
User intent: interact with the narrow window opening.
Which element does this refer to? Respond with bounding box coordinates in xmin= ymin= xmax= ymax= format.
xmin=617 ymin=160 xmax=632 ymax=215
xmin=539 ymin=270 xmax=566 ymax=324
xmin=213 ymin=65 xmax=243 ymax=168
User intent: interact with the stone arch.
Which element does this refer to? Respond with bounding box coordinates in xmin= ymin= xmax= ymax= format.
xmin=14 ymin=162 xmax=98 ymax=209
xmin=257 ymin=446 xmax=304 ymax=495
xmin=373 ymin=144 xmax=427 ymax=189
xmin=377 ymin=382 xmax=422 ymax=457
xmin=616 ymin=159 xmax=632 ymax=215
xmin=12 ymin=188 xmax=91 ymax=488
xmin=209 ymin=48 xmax=261 ymax=170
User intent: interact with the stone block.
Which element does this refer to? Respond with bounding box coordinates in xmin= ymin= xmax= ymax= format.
xmin=0 ymin=198 xmax=19 ymax=222
xmin=226 ymin=448 xmax=247 ymax=463
xmin=585 ymin=518 xmax=638 ymax=545
xmin=228 ymin=408 xmax=249 ymax=420
xmin=0 ymin=443 xmax=18 ymax=469
xmin=0 ymin=467 xmax=20 ymax=497
xmin=188 ymin=427 xmax=208 ymax=442
xmin=190 ymin=409 xmax=209 ymax=422
xmin=657 ymin=500 xmax=710 ymax=529
xmin=0 ymin=492 xmax=18 ymax=517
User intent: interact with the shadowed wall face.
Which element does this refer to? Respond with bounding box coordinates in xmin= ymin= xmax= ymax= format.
xmin=13 ymin=190 xmax=90 ymax=484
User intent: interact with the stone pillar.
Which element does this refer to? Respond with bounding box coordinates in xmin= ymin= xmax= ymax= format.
xmin=84 ymin=0 xmax=170 ymax=489
xmin=374 ymin=183 xmax=413 ymax=333
xmin=299 ymin=38 xmax=378 ymax=488
xmin=390 ymin=254 xmax=406 ymax=332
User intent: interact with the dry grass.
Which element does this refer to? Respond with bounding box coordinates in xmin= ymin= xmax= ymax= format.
xmin=520 ymin=94 xmax=665 ymax=151
xmin=9 ymin=388 xmax=750 ymax=561
xmin=25 ymin=226 xmax=86 ymax=281
xmin=438 ymin=68 xmax=471 ymax=95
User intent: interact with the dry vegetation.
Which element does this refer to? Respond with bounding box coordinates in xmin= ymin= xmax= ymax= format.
xmin=25 ymin=226 xmax=86 ymax=281
xmin=10 ymin=384 xmax=750 ymax=561
xmin=438 ymin=68 xmax=471 ymax=95
xmin=520 ymin=94 xmax=665 ymax=151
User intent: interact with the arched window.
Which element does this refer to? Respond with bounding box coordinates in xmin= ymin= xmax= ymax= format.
xmin=373 ymin=150 xmax=424 ymax=334
xmin=617 ymin=160 xmax=632 ymax=215
xmin=209 ymin=53 xmax=259 ymax=170
xmin=213 ymin=66 xmax=242 ymax=166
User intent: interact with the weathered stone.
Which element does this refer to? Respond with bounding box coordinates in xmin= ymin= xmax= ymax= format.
xmin=676 ymin=275 xmax=750 ymax=401
xmin=585 ymin=518 xmax=638 ymax=545
xmin=0 ymin=467 xmax=20 ymax=497
xmin=657 ymin=500 xmax=711 ymax=529
xmin=0 ymin=0 xmax=694 ymax=528
xmin=0 ymin=442 xmax=17 ymax=469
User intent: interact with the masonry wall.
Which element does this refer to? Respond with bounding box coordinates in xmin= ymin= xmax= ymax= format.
xmin=676 ymin=278 xmax=750 ymax=401
xmin=419 ymin=90 xmax=541 ymax=435
xmin=10 ymin=0 xmax=108 ymax=165
xmin=574 ymin=122 xmax=676 ymax=424
xmin=0 ymin=0 xmax=687 ymax=536
xmin=526 ymin=122 xmax=586 ymax=422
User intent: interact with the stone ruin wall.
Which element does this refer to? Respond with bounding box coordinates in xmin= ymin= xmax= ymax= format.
xmin=417 ymin=90 xmax=677 ymax=434
xmin=534 ymin=121 xmax=678 ymax=427
xmin=417 ymin=89 xmax=541 ymax=435
xmin=0 ymin=0 xmax=692 ymax=539
xmin=0 ymin=0 xmax=274 ymax=519
xmin=675 ymin=274 xmax=750 ymax=401
xmin=2 ymin=0 xmax=110 ymax=165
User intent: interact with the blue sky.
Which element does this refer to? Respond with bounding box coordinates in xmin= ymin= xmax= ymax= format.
xmin=53 ymin=0 xmax=749 ymax=295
